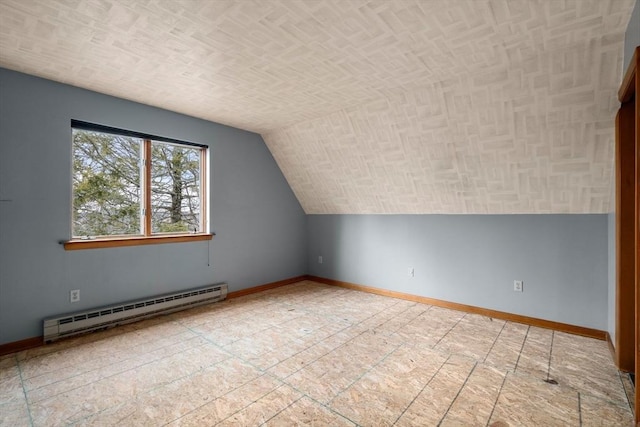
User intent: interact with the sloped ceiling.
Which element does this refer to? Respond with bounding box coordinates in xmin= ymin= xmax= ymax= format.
xmin=0 ymin=0 xmax=635 ymax=213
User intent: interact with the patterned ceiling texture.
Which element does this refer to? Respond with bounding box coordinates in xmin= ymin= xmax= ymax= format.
xmin=0 ymin=0 xmax=635 ymax=213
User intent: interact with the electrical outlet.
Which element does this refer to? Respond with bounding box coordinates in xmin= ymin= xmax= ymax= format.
xmin=318 ymin=255 xmax=323 ymax=264
xmin=70 ymin=289 xmax=80 ymax=303
xmin=513 ymin=280 xmax=523 ymax=292
xmin=408 ymin=267 xmax=414 ymax=277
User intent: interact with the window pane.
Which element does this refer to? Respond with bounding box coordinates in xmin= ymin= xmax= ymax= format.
xmin=150 ymin=142 xmax=201 ymax=233
xmin=72 ymin=129 xmax=142 ymax=237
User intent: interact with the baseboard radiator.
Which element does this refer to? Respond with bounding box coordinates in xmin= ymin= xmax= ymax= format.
xmin=43 ymin=283 xmax=228 ymax=343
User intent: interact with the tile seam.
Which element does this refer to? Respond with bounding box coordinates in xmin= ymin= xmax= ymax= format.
xmin=24 ymin=329 xmax=200 ymax=395
xmin=64 ymin=347 xmax=239 ymax=425
xmin=481 ymin=320 xmax=508 ymax=364
xmin=513 ymin=325 xmax=531 ymax=373
xmin=390 ymin=354 xmax=451 ymax=426
xmin=437 ymin=361 xmax=479 ymax=427
xmin=257 ymin=394 xmax=305 ymax=426
xmin=578 ymin=391 xmax=583 ymax=426
xmin=169 ymin=373 xmax=286 ymax=426
xmin=15 ymin=354 xmax=35 ymax=427
xmin=484 ymin=370 xmax=509 ymax=427
xmin=547 ymin=331 xmax=555 ymax=381
xmin=433 ymin=313 xmax=468 ymax=348
xmin=26 ymin=334 xmax=219 ymax=404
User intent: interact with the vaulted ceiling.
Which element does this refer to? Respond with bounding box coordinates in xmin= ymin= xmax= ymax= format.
xmin=0 ymin=0 xmax=635 ymax=213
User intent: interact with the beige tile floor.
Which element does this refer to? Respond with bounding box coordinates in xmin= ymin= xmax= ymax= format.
xmin=0 ymin=280 xmax=635 ymax=426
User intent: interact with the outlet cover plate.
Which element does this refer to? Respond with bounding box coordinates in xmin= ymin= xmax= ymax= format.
xmin=513 ymin=280 xmax=523 ymax=292
xmin=70 ymin=289 xmax=80 ymax=303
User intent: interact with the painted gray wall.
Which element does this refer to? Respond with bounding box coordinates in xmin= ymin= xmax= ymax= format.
xmin=608 ymin=0 xmax=640 ymax=347
xmin=607 ymin=213 xmax=616 ymax=342
xmin=308 ymin=214 xmax=608 ymax=330
xmin=0 ymin=69 xmax=307 ymax=345
xmin=623 ymin=0 xmax=639 ymax=72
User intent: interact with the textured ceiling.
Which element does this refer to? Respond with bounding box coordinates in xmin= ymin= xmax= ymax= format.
xmin=0 ymin=0 xmax=635 ymax=214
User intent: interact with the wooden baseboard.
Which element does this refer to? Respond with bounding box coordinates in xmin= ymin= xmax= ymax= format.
xmin=0 ymin=275 xmax=607 ymax=356
xmin=307 ymin=275 xmax=608 ymax=341
xmin=0 ymin=275 xmax=308 ymax=357
xmin=227 ymin=275 xmax=308 ymax=299
xmin=0 ymin=336 xmax=42 ymax=357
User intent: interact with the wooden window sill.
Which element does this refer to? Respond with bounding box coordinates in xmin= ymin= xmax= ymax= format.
xmin=63 ymin=233 xmax=213 ymax=250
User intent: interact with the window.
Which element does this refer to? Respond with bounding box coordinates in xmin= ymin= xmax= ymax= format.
xmin=65 ymin=121 xmax=211 ymax=250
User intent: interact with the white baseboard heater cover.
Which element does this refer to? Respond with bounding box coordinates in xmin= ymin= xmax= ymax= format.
xmin=43 ymin=283 xmax=228 ymax=343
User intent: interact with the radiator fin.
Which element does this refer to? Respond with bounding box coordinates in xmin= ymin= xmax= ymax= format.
xmin=43 ymin=284 xmax=227 ymax=342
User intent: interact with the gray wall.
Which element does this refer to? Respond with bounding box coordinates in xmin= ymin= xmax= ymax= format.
xmin=609 ymin=0 xmax=640 ymax=346
xmin=0 ymin=69 xmax=307 ymax=345
xmin=607 ymin=213 xmax=616 ymax=342
xmin=623 ymin=0 xmax=639 ymax=72
xmin=308 ymin=214 xmax=608 ymax=330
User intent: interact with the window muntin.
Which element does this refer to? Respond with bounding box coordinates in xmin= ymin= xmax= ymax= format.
xmin=71 ymin=124 xmax=206 ymax=239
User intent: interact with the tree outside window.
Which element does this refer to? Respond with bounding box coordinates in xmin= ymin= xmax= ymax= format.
xmin=72 ymin=125 xmax=206 ymax=239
